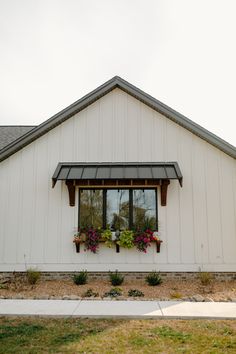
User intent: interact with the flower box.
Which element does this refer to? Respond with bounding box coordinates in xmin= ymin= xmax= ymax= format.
xmin=73 ymin=228 xmax=162 ymax=254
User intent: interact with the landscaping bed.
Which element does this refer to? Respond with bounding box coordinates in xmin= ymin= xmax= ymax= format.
xmin=0 ymin=273 xmax=236 ymax=302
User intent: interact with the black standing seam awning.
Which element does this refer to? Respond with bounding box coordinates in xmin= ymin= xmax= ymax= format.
xmin=52 ymin=162 xmax=183 ymax=186
xmin=52 ymin=162 xmax=183 ymax=207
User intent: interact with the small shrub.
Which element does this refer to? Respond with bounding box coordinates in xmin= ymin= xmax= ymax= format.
xmin=73 ymin=270 xmax=87 ymax=285
xmin=26 ymin=268 xmax=41 ymax=285
xmin=82 ymin=288 xmax=99 ymax=297
xmin=146 ymin=271 xmax=162 ymax=286
xmin=170 ymin=291 xmax=183 ymax=299
xmin=109 ymin=270 xmax=124 ymax=286
xmin=103 ymin=287 xmax=122 ymax=298
xmin=199 ymin=272 xmax=213 ymax=286
xmin=128 ymin=289 xmax=144 ymax=297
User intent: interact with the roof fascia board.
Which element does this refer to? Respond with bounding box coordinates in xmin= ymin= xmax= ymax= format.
xmin=115 ymin=77 xmax=236 ymax=159
xmin=0 ymin=76 xmax=236 ymax=162
xmin=0 ymin=77 xmax=119 ymax=162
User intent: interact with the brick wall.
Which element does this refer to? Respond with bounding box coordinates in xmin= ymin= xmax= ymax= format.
xmin=1 ymin=271 xmax=236 ymax=282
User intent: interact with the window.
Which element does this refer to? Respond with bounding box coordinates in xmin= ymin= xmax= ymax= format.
xmin=133 ymin=189 xmax=157 ymax=230
xmin=79 ymin=189 xmax=103 ymax=229
xmin=79 ymin=188 xmax=157 ymax=230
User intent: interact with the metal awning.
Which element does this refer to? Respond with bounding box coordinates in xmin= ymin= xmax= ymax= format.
xmin=52 ymin=162 xmax=183 ymax=207
xmin=52 ymin=162 xmax=183 ymax=187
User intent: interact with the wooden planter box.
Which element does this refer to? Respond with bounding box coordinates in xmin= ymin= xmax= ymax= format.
xmin=74 ymin=240 xmax=162 ymax=253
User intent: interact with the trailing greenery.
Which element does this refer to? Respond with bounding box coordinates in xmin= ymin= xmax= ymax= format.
xmin=103 ymin=287 xmax=122 ymax=298
xmin=82 ymin=288 xmax=99 ymax=297
xmin=101 ymin=229 xmax=113 ymax=248
xmin=109 ymin=270 xmax=124 ymax=286
xmin=117 ymin=230 xmax=134 ymax=249
xmin=73 ymin=270 xmax=88 ymax=285
xmin=146 ymin=271 xmax=162 ymax=286
xmin=26 ymin=268 xmax=41 ymax=285
xmin=128 ymin=289 xmax=144 ymax=297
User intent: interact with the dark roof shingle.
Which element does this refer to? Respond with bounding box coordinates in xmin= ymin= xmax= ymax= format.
xmin=0 ymin=126 xmax=36 ymax=150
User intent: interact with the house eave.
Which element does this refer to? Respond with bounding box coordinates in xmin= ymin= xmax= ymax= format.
xmin=0 ymin=76 xmax=236 ymax=162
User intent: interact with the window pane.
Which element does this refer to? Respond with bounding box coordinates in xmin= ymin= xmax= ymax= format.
xmin=133 ymin=189 xmax=157 ymax=230
xmin=79 ymin=190 xmax=103 ymax=228
xmin=107 ymin=190 xmax=129 ymax=230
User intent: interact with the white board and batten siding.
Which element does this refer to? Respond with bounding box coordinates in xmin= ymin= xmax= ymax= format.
xmin=0 ymin=88 xmax=236 ymax=272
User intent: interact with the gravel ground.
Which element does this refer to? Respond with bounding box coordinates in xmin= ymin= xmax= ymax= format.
xmin=1 ymin=278 xmax=236 ymax=302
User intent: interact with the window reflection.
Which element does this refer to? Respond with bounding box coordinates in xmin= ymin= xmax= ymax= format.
xmin=106 ymin=190 xmax=129 ymax=230
xmin=79 ymin=190 xmax=103 ymax=228
xmin=79 ymin=188 xmax=157 ymax=230
xmin=133 ymin=189 xmax=157 ymax=230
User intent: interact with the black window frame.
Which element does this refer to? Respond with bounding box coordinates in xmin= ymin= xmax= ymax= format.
xmin=78 ymin=188 xmax=158 ymax=230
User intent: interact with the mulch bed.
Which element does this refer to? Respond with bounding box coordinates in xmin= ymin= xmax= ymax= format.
xmin=1 ymin=277 xmax=236 ymax=302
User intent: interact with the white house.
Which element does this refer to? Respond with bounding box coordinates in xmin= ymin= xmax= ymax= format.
xmin=0 ymin=76 xmax=236 ymax=277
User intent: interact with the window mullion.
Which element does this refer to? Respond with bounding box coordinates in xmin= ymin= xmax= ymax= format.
xmin=103 ymin=189 xmax=107 ymax=229
xmin=129 ymin=189 xmax=133 ymax=229
xmin=156 ymin=188 xmax=158 ymax=231
xmin=78 ymin=189 xmax=81 ymax=229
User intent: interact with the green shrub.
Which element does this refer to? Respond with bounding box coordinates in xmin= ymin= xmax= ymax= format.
xmin=109 ymin=270 xmax=124 ymax=286
xmin=82 ymin=288 xmax=99 ymax=297
xmin=26 ymin=268 xmax=41 ymax=285
xmin=117 ymin=230 xmax=134 ymax=249
xmin=73 ymin=270 xmax=87 ymax=285
xmin=198 ymin=272 xmax=213 ymax=286
xmin=128 ymin=289 xmax=144 ymax=297
xmin=146 ymin=271 xmax=162 ymax=286
xmin=103 ymin=287 xmax=122 ymax=298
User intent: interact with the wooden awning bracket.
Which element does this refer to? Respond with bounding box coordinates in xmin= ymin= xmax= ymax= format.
xmin=66 ymin=180 xmax=75 ymax=206
xmin=65 ymin=178 xmax=171 ymax=207
xmin=160 ymin=179 xmax=170 ymax=206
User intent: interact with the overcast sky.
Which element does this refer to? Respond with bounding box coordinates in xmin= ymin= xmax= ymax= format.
xmin=1 ymin=0 xmax=236 ymax=146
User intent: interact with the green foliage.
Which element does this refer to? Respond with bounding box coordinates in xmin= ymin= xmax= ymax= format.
xmin=82 ymin=288 xmax=99 ymax=297
xmin=103 ymin=287 xmax=122 ymax=298
xmin=117 ymin=230 xmax=134 ymax=249
xmin=101 ymin=229 xmax=113 ymax=248
xmin=0 ymin=322 xmax=43 ymax=340
xmin=128 ymin=289 xmax=144 ymax=297
xmin=109 ymin=270 xmax=124 ymax=286
xmin=153 ymin=326 xmax=191 ymax=343
xmin=73 ymin=270 xmax=88 ymax=285
xmin=146 ymin=271 xmax=162 ymax=286
xmin=26 ymin=268 xmax=41 ymax=285
xmin=198 ymin=272 xmax=213 ymax=286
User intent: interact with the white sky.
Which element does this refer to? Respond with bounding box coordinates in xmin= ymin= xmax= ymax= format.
xmin=1 ymin=0 xmax=236 ymax=146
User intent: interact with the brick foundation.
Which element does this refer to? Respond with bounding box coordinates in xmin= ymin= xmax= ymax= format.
xmin=1 ymin=271 xmax=236 ymax=282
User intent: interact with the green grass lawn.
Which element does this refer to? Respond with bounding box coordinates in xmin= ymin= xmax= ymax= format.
xmin=0 ymin=317 xmax=235 ymax=353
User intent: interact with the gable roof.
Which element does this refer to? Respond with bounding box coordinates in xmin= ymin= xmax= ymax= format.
xmin=0 ymin=76 xmax=235 ymax=162
xmin=0 ymin=126 xmax=36 ymax=150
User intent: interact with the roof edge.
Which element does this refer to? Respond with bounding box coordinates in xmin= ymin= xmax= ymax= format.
xmin=0 ymin=76 xmax=235 ymax=162
xmin=115 ymin=76 xmax=236 ymax=158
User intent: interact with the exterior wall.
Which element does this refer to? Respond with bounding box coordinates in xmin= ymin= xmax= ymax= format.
xmin=0 ymin=88 xmax=236 ymax=272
